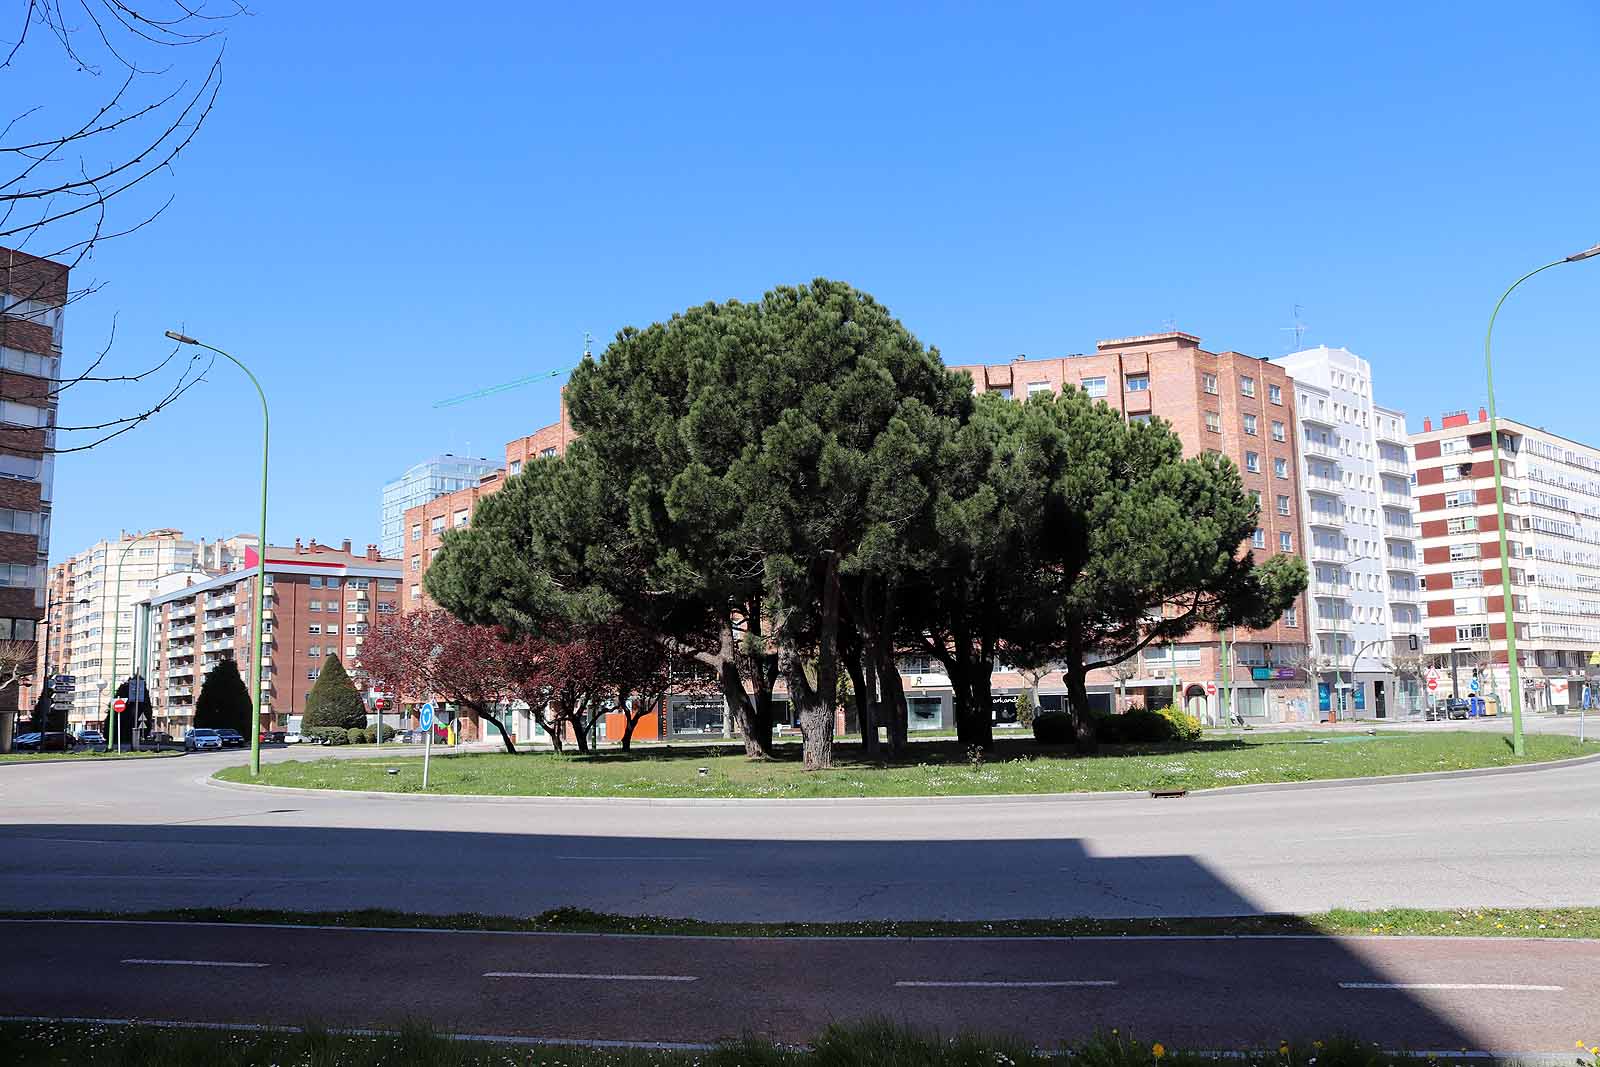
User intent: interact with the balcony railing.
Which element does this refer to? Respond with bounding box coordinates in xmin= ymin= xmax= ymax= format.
xmin=1302 ymin=439 xmax=1340 ymax=460
xmin=1313 ymin=580 xmax=1351 ymax=598
xmin=1307 ymin=509 xmax=1343 ymax=529
xmin=1309 ymin=544 xmax=1348 ymax=563
xmin=1385 ymin=554 xmax=1418 ymax=571
xmin=1380 ymin=491 xmax=1413 ymax=508
xmin=1377 ymin=457 xmax=1410 ymax=476
xmin=1383 ymin=521 xmax=1417 ymax=539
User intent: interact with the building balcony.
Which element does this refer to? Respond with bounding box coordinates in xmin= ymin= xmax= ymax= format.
xmin=1386 ymin=589 xmax=1420 ymax=605
xmin=1313 ymin=579 xmax=1351 ymax=598
xmin=1375 ymin=425 xmax=1407 ymax=447
xmin=202 ymin=638 xmax=234 ymax=652
xmin=1307 ymin=509 xmax=1344 ymax=530
xmin=1300 ymin=409 xmax=1336 ymax=429
xmin=1302 ymin=439 xmax=1340 ymax=460
xmin=208 ymin=594 xmax=236 ymax=609
xmin=203 ymin=617 xmax=233 ymax=633
xmin=1378 ymin=457 xmax=1410 ymax=476
xmin=1303 ymin=473 xmax=1343 ymax=495
xmin=1386 ymin=554 xmax=1418 ymax=573
xmin=1380 ymin=491 xmax=1413 ymax=508
xmin=167 ymin=625 xmax=195 ymax=639
xmin=1382 ymin=519 xmax=1417 ymax=538
xmin=1309 ymin=544 xmax=1348 ymax=564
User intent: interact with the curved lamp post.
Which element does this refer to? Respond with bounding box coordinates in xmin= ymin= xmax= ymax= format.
xmin=164 ymin=330 xmax=269 ymax=777
xmin=1485 ymin=242 xmax=1600 ymax=757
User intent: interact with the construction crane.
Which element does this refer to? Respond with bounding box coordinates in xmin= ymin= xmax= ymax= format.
xmin=431 ymin=333 xmax=592 ymax=410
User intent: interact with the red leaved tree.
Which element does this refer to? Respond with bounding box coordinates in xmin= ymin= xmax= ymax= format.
xmin=361 ymin=610 xmax=521 ymax=753
xmin=507 ymin=628 xmax=610 ymax=755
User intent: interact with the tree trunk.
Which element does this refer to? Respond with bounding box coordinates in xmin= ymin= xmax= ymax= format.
xmin=967 ymin=664 xmax=995 ymax=750
xmin=879 ymin=655 xmax=908 ymax=755
xmin=717 ymin=617 xmax=773 ymax=760
xmin=467 ymin=702 xmax=518 ymax=754
xmin=857 ymin=644 xmax=880 ymax=757
xmin=1063 ymin=656 xmax=1098 ymax=753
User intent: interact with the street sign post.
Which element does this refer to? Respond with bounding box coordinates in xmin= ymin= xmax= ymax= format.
xmin=419 ymin=702 xmax=435 ymax=789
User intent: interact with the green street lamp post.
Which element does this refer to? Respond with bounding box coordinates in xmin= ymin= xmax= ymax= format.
xmin=1484 ymin=242 xmax=1600 ymax=757
xmin=165 ymin=330 xmax=270 ymax=777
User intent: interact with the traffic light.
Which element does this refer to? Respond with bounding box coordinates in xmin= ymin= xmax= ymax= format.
xmin=1408 ymin=634 xmax=1420 ymax=652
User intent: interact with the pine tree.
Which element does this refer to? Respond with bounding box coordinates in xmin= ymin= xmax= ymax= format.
xmin=301 ymin=654 xmax=367 ymax=730
xmin=194 ymin=659 xmax=253 ymax=733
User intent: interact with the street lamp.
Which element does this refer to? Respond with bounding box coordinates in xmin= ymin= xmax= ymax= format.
xmin=1485 ymin=242 xmax=1600 ymax=757
xmin=164 ymin=330 xmax=270 ymax=777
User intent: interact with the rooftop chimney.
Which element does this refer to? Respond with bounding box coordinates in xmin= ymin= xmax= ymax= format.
xmin=341 ymin=539 xmax=352 ymax=554
xmin=1478 ymin=407 xmax=1487 ymax=422
xmin=294 ymin=538 xmax=302 ymax=554
xmin=1423 ymin=417 xmax=1433 ymax=432
xmin=366 ymin=544 xmax=380 ymax=561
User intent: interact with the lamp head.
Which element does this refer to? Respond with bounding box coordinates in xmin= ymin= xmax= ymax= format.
xmin=1567 ymin=243 xmax=1600 ymax=263
xmin=164 ymin=330 xmax=199 ymax=345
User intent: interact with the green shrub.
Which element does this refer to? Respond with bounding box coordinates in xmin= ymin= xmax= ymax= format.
xmin=1093 ymin=708 xmax=1178 ymax=744
xmin=305 ymin=726 xmax=348 ymax=746
xmin=347 ymin=727 xmax=368 ymax=745
xmin=1014 ymin=691 xmax=1035 ymax=728
xmin=1159 ymin=706 xmax=1202 ymax=741
xmin=1031 ymin=711 xmax=1074 ymax=744
xmin=301 ymin=655 xmax=367 ymax=731
xmin=375 ymin=723 xmax=397 ymax=742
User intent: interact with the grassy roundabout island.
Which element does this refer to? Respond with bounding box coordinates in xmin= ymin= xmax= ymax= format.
xmin=216 ymin=730 xmax=1598 ymax=799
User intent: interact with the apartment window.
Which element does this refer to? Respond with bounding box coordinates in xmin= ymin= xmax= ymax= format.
xmin=1451 ymin=570 xmax=1482 ymax=588
xmin=994 ymin=387 xmax=1012 ymax=399
xmin=376 ymin=601 xmax=398 ymax=614
xmin=430 ymin=516 xmax=445 ymax=534
xmin=1205 ymin=411 xmax=1221 ymax=433
xmin=346 ymin=623 xmax=364 ymax=635
xmin=1449 ymin=543 xmax=1479 ymax=561
xmin=1453 ymin=598 xmax=1485 ymax=616
xmin=409 ymin=584 xmax=420 ymax=601
xmin=1201 ymin=373 xmax=1217 ymax=395
xmin=1252 ymin=528 xmax=1266 ymax=549
xmin=1444 ymin=490 xmax=1475 ymax=508
xmin=1271 ymin=420 xmax=1286 ymax=442
xmin=1274 ymin=457 xmax=1288 ymax=479
xmin=1243 ymin=413 xmax=1259 ymax=436
xmin=1279 ymin=531 xmax=1292 ymax=552
xmin=410 ymin=524 xmax=421 ymax=542
xmin=1446 ymin=515 xmax=1478 ymax=534
xmin=348 ymin=578 xmax=369 ymax=590
xmin=539 ymin=447 xmax=557 ymax=458
xmin=1268 ymin=384 xmax=1282 ymax=405
xmin=262 ymin=574 xmax=274 ymax=587
xmin=308 ymin=576 xmax=323 ymax=588
xmin=307 ymin=668 xmax=320 ymax=681
xmin=429 ymin=547 xmax=441 ymax=562
xmin=1026 ymin=381 xmax=1051 ymax=396
xmin=1080 ymin=377 xmax=1107 ymax=398
xmin=378 ymin=579 xmax=398 ymax=592
xmin=1126 ymin=374 xmax=1150 ymax=392
xmin=1276 ymin=494 xmax=1291 ymax=516
xmin=1129 ymin=413 xmax=1152 ymax=425
xmin=346 ymin=600 xmax=359 ymax=612
xmin=409 ymin=555 xmax=420 ymax=573
xmin=1284 ymin=605 xmax=1298 ymax=627
xmin=1240 ymin=375 xmax=1256 ymax=398
xmin=1456 ymin=624 xmax=1488 ymax=641
xmin=1245 ymin=451 xmax=1260 ymax=473
xmin=509 ymin=460 xmax=522 ymax=475
xmin=307 ymin=645 xmax=321 ymax=659
xmin=326 ymin=577 xmax=339 ymax=589
xmin=307 ymin=600 xmax=320 ymax=612
xmin=453 ymin=509 xmax=469 ymax=528
xmin=1440 ymin=438 xmax=1468 ymax=455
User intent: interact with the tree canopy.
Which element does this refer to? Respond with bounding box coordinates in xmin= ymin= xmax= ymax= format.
xmin=301 ymin=655 xmax=367 ymax=732
xmin=194 ymin=659 xmax=252 ymax=734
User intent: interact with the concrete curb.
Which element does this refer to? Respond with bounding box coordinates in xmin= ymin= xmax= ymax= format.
xmin=202 ymin=748 xmax=1600 ymax=808
xmin=0 ymin=752 xmax=184 ymax=768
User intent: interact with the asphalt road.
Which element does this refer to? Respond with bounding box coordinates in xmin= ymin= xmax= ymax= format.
xmin=0 ymin=737 xmax=1597 ymax=921
xmin=1 ymin=919 xmax=1593 ymax=1052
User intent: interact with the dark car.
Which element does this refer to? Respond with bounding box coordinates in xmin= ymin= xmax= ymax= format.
xmin=11 ymin=731 xmax=41 ymax=751
xmin=259 ymin=730 xmax=287 ymax=744
xmin=216 ymin=729 xmax=246 ymax=748
xmin=1444 ymin=698 xmax=1472 ymax=720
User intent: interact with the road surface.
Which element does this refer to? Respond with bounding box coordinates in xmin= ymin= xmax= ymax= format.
xmin=1 ymin=918 xmax=1593 ymax=1052
xmin=0 ymin=740 xmax=1596 ymax=921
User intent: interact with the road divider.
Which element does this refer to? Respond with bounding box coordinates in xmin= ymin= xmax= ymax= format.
xmin=1338 ymin=982 xmax=1562 ymax=991
xmin=122 ymin=959 xmax=269 ymax=968
xmin=483 ymin=971 xmax=697 ymax=982
xmin=895 ymin=979 xmax=1117 ymax=988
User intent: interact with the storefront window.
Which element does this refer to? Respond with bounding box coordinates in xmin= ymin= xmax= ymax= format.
xmin=1235 ymin=688 xmax=1267 ymax=719
xmin=991 ymin=694 xmax=1018 ymax=724
xmin=669 ymin=697 xmax=725 ymax=736
xmin=908 ymin=697 xmax=943 ymax=731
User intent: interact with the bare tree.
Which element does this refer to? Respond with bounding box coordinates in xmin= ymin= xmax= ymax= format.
xmin=3 ymin=2 xmax=245 ymax=453
xmin=0 ymin=638 xmax=35 ymax=694
xmin=1107 ymin=659 xmax=1137 ymax=712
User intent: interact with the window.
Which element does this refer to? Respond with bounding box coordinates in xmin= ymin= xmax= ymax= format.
xmin=262 ymin=574 xmax=274 ymax=587
xmin=1269 ymin=384 xmax=1282 ymax=405
xmin=1201 ymin=373 xmax=1218 ymax=395
xmin=307 ymin=645 xmax=320 ymax=659
xmin=409 ymin=555 xmax=420 ymax=573
xmin=0 ymin=563 xmax=41 ymax=588
xmin=1451 ymin=570 xmax=1482 ymax=588
xmin=1277 ymin=494 xmax=1291 ymax=516
xmin=1456 ymin=624 xmax=1488 ymax=641
xmin=376 ymin=601 xmax=398 ymax=614
xmin=348 ymin=578 xmax=369 ymax=590
xmin=1274 ymin=457 xmax=1288 ymax=479
xmin=308 ymin=576 xmax=323 ymax=588
xmin=1444 ymin=490 xmax=1475 ymax=508
xmin=0 ymin=398 xmax=50 ymax=428
xmin=429 ymin=547 xmax=441 ymax=562
xmin=307 ymin=600 xmax=321 ymax=612
xmin=0 ymin=508 xmax=38 ymax=534
xmin=1450 ymin=543 xmax=1480 ymax=561
xmin=1283 ymin=605 xmax=1298 ymax=627
xmin=1080 ymin=377 xmax=1107 ymax=398
xmin=453 ymin=509 xmax=470 ymax=528
xmin=1126 ymin=374 xmax=1150 ymax=392
xmin=378 ymin=579 xmax=398 ymax=592
xmin=1026 ymin=381 xmax=1051 ymax=396
xmin=346 ymin=623 xmax=364 ymax=635
xmin=346 ymin=600 xmax=359 ymax=612
xmin=1205 ymin=411 xmax=1221 ymax=433
xmin=1245 ymin=451 xmax=1260 ymax=473
xmin=539 ymin=447 xmax=557 ymax=458
xmin=994 ymin=386 xmax=1012 ymax=399
xmin=509 ymin=460 xmax=522 ymax=475
xmin=1440 ymin=438 xmax=1468 ymax=455
xmin=1128 ymin=413 xmax=1152 ymax=425
xmin=410 ymin=524 xmax=421 ymax=542
xmin=325 ymin=577 xmax=339 ymax=589
xmin=307 ymin=668 xmax=320 ymax=681
xmin=1271 ymin=420 xmax=1286 ymax=442
xmin=1252 ymin=528 xmax=1266 ymax=549
xmin=1243 ymin=413 xmax=1259 ymax=435
xmin=409 ymin=584 xmax=420 ymax=601
xmin=1447 ymin=515 xmax=1478 ymax=534
xmin=430 ymin=516 xmax=445 ymax=534
xmin=1240 ymin=375 xmax=1256 ymax=398
xmin=306 ymin=624 xmax=320 ymax=636
xmin=1279 ymin=531 xmax=1292 ymax=551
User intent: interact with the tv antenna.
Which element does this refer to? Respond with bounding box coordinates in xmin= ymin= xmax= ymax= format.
xmin=1281 ymin=305 xmax=1308 ymax=351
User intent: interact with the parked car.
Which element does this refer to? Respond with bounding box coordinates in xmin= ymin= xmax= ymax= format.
xmin=260 ymin=730 xmax=287 ymax=744
xmin=41 ymin=731 xmax=77 ymax=751
xmin=285 ymin=730 xmax=305 ymax=744
xmin=11 ymin=731 xmax=41 ymax=751
xmin=77 ymin=729 xmax=105 ymax=748
xmin=216 ymin=728 xmax=246 ymax=748
xmin=185 ymin=728 xmax=224 ymax=752
xmin=1444 ymin=698 xmax=1472 ymax=720
xmin=395 ymin=729 xmax=419 ymax=744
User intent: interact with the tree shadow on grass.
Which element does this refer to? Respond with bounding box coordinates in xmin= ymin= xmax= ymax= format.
xmin=558 ymin=736 xmax=1257 ymax=769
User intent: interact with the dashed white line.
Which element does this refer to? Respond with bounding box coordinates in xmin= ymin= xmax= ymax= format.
xmin=123 ymin=959 xmax=269 ymax=969
xmin=896 ymin=979 xmax=1117 ymax=988
xmin=1339 ymin=982 xmax=1563 ymax=992
xmin=484 ymin=972 xmax=697 ymax=982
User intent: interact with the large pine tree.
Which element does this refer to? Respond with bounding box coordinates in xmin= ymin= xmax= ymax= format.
xmin=194 ymin=659 xmax=253 ymax=733
xmin=301 ymin=654 xmax=367 ymax=730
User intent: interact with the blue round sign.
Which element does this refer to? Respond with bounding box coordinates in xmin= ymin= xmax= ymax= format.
xmin=419 ymin=702 xmax=435 ymax=730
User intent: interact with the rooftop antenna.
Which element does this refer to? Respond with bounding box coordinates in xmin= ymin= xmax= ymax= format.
xmin=1162 ymin=313 xmax=1178 ymax=333
xmin=1281 ymin=304 xmax=1308 ymax=351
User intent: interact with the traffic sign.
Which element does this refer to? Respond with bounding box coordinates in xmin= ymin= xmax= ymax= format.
xmin=1469 ymin=677 xmax=1480 ymax=694
xmin=1426 ymin=675 xmax=1439 ymax=693
xmin=374 ymin=697 xmax=389 ymax=712
xmin=1204 ymin=681 xmax=1217 ymax=696
xmin=419 ymin=702 xmax=436 ymax=790
xmin=419 ymin=702 xmax=435 ymax=730
xmin=112 ymin=697 xmax=127 ymax=714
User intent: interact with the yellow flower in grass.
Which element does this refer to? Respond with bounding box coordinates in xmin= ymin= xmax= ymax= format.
xmin=1152 ymin=1043 xmax=1166 ymax=1060
xmin=1280 ymin=1042 xmax=1291 ymax=1056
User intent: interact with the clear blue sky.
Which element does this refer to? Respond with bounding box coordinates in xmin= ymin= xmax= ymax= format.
xmin=32 ymin=1 xmax=1600 ymax=559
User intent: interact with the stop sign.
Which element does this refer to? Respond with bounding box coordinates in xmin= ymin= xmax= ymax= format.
xmin=1205 ymin=682 xmax=1217 ymax=696
xmin=112 ymin=697 xmax=127 ymax=713
xmin=1427 ymin=676 xmax=1439 ymax=692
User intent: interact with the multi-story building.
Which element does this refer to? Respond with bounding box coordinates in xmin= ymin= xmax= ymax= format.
xmin=1271 ymin=345 xmax=1424 ymax=718
xmin=33 ymin=530 xmax=256 ymax=726
xmin=140 ymin=539 xmax=402 ymax=733
xmin=0 ymin=247 xmax=66 ymax=730
xmin=951 ymin=331 xmax=1313 ymax=725
xmin=1411 ymin=408 xmax=1600 ymax=711
xmin=379 ymin=454 xmax=502 ymax=557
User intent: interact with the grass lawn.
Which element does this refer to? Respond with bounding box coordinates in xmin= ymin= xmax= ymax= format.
xmin=14 ymin=904 xmax=1598 ymax=940
xmin=216 ymin=730 xmax=1597 ymax=799
xmin=0 ymin=1019 xmax=1518 ymax=1066
xmin=0 ymin=748 xmax=180 ymax=764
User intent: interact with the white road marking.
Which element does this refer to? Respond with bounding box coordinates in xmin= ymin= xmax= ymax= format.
xmin=123 ymin=959 xmax=270 ymax=969
xmin=485 ymin=971 xmax=697 ymax=982
xmin=1339 ymin=982 xmax=1563 ymax=991
xmin=896 ymin=979 xmax=1117 ymax=988
xmin=551 ymin=855 xmax=712 ymax=862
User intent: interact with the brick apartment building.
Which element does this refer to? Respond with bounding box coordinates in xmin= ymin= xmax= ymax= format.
xmin=1410 ymin=408 xmax=1600 ymax=711
xmin=951 ymin=331 xmax=1314 ymax=725
xmin=139 ymin=539 xmax=401 ymax=733
xmin=0 ymin=247 xmax=67 ymax=736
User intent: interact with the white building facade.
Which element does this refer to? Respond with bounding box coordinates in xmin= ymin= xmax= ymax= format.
xmin=1273 ymin=346 xmax=1424 ymax=718
xmin=380 ymin=454 xmax=502 ymax=557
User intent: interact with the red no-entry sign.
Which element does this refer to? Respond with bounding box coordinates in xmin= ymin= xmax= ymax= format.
xmin=1204 ymin=682 xmax=1217 ymax=696
xmin=112 ymin=697 xmax=127 ymax=714
xmin=1426 ymin=676 xmax=1439 ymax=692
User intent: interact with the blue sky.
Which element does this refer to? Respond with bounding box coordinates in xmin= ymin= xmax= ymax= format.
xmin=22 ymin=1 xmax=1600 ymax=559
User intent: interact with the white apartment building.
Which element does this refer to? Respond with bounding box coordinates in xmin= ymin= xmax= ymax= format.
xmin=380 ymin=454 xmax=502 ymax=557
xmin=1273 ymin=346 xmax=1424 ymax=718
xmin=43 ymin=530 xmax=256 ymax=726
xmin=1410 ymin=409 xmax=1600 ymax=711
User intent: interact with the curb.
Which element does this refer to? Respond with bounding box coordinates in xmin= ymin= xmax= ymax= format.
xmin=0 ymin=752 xmax=184 ymax=768
xmin=203 ymin=748 xmax=1600 ymax=808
